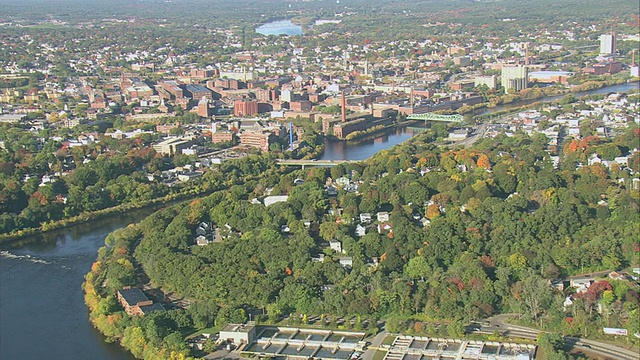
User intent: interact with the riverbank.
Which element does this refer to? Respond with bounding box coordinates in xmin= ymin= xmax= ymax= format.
xmin=0 ymin=188 xmax=213 ymax=245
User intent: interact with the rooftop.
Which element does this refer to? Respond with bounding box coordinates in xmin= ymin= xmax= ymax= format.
xmin=118 ymin=287 xmax=149 ymax=306
xmin=221 ymin=323 xmax=256 ymax=333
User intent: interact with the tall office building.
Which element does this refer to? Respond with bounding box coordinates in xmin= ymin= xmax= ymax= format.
xmin=501 ymin=65 xmax=528 ymax=93
xmin=599 ymin=34 xmax=616 ymax=55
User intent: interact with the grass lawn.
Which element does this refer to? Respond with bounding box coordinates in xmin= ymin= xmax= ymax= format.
xmin=381 ymin=334 xmax=396 ymax=346
xmin=372 ymin=350 xmax=387 ymax=360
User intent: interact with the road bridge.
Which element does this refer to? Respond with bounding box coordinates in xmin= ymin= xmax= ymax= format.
xmin=406 ymin=113 xmax=464 ymax=123
xmin=276 ymin=159 xmax=363 ymax=168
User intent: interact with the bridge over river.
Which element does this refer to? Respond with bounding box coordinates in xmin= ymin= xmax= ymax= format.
xmin=276 ymin=159 xmax=363 ymax=168
xmin=407 ymin=113 xmax=464 ymax=123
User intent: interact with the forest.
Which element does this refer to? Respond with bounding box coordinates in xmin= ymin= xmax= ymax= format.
xmin=86 ymin=120 xmax=640 ymax=359
xmin=0 ymin=121 xmax=230 ymax=236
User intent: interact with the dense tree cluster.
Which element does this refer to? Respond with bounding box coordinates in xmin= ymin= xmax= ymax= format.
xmin=0 ymin=123 xmax=221 ymax=235
xmin=124 ymin=124 xmax=640 ymax=347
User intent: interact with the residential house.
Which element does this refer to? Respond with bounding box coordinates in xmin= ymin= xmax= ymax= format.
xmin=326 ymin=185 xmax=338 ymax=196
xmin=264 ymin=195 xmax=288 ymax=206
xmin=570 ymin=276 xmax=595 ymax=294
xmin=550 ymin=280 xmax=565 ymax=292
xmin=608 ymin=271 xmax=626 ymax=281
xmin=329 ymin=240 xmax=344 ymax=254
xmin=335 ymin=176 xmax=350 ymax=188
xmin=377 ymin=223 xmax=392 ymax=234
xmin=359 ymin=213 xmax=372 ymax=223
xmin=196 ymin=235 xmax=210 ymax=246
xmin=376 ymin=212 xmax=389 ymax=222
xmin=339 ymin=256 xmax=353 ymax=268
xmin=355 ymin=224 xmax=366 ymax=237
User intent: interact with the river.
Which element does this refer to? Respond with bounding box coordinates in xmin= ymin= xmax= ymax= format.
xmin=321 ymin=126 xmax=422 ymax=161
xmin=475 ymin=82 xmax=639 ymax=116
xmin=0 ymin=211 xmax=158 ymax=360
xmin=0 ymin=82 xmax=636 ymax=359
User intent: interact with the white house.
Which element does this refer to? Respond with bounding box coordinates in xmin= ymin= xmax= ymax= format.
xmin=264 ymin=195 xmax=288 ymax=206
xmin=376 ymin=212 xmax=389 ymax=222
xmin=196 ymin=235 xmax=210 ymax=246
xmin=570 ymin=277 xmax=595 ymax=294
xmin=359 ymin=213 xmax=372 ymax=223
xmin=329 ymin=240 xmax=344 ymax=253
xmin=355 ymin=224 xmax=366 ymax=237
xmin=335 ymin=176 xmax=350 ymax=187
xmin=339 ymin=256 xmax=353 ymax=268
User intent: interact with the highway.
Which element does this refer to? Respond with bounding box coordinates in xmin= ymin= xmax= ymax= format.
xmin=485 ymin=314 xmax=640 ymax=360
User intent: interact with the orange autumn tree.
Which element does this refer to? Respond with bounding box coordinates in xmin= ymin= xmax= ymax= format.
xmin=477 ymin=154 xmax=492 ymax=170
xmin=426 ymin=203 xmax=440 ymax=219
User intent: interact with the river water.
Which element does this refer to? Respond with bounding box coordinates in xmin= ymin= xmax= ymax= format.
xmin=321 ymin=127 xmax=421 ymax=161
xmin=475 ymin=82 xmax=639 ymax=116
xmin=0 ymin=82 xmax=637 ymax=359
xmin=0 ymin=212 xmax=157 ymax=360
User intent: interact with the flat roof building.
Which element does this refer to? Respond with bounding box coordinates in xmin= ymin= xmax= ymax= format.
xmin=501 ymin=65 xmax=528 ymax=93
xmin=117 ymin=287 xmax=165 ymax=316
xmin=599 ymin=34 xmax=616 ymax=55
xmin=219 ymin=324 xmax=257 ymax=345
xmin=153 ymin=138 xmax=192 ymax=156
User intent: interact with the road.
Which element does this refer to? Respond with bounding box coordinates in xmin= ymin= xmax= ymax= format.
xmin=485 ymin=314 xmax=640 ymax=360
xmin=361 ymin=326 xmax=388 ymax=360
xmin=444 ymin=121 xmax=490 ymax=149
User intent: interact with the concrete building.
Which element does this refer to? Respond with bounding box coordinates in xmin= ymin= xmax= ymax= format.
xmin=152 ymin=138 xmax=192 ymax=156
xmin=501 ymin=65 xmax=528 ymax=93
xmin=219 ymin=324 xmax=257 ymax=345
xmin=474 ymin=75 xmax=498 ymax=89
xmin=599 ymin=34 xmax=616 ymax=55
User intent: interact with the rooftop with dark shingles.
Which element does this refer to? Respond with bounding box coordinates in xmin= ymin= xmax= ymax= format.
xmin=118 ymin=288 xmax=150 ymax=306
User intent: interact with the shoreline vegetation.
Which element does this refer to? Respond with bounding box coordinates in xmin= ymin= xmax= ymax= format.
xmin=0 ymin=188 xmax=213 ymax=245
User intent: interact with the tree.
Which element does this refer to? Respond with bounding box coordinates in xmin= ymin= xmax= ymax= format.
xmin=477 ymin=154 xmax=491 ymax=170
xmin=405 ymin=256 xmax=430 ymax=281
xmin=519 ymin=272 xmax=553 ymax=321
xmin=319 ymin=221 xmax=339 ymax=241
xmin=537 ymin=332 xmax=568 ymax=360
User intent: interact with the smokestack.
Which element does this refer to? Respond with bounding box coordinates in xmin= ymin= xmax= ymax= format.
xmin=341 ymin=91 xmax=346 ymax=123
xmin=289 ymin=122 xmax=294 ymax=151
xmin=410 ymin=87 xmax=414 ymax=109
xmin=525 ymin=43 xmax=530 ymax=66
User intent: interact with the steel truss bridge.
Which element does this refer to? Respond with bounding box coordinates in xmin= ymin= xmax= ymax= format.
xmin=406 ymin=113 xmax=464 ymax=123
